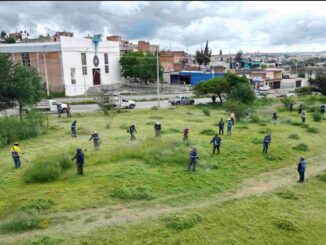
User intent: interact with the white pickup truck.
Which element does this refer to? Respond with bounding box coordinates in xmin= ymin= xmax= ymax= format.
xmin=35 ymin=100 xmax=68 ymax=112
xmin=113 ymin=95 xmax=136 ymax=109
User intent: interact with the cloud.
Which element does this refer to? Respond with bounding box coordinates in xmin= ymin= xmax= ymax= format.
xmin=0 ymin=1 xmax=326 ymax=53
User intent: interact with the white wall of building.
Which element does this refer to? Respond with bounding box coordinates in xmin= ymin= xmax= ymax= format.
xmin=60 ymin=36 xmax=121 ymax=96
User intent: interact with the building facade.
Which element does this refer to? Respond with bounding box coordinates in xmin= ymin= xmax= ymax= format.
xmin=0 ymin=36 xmax=121 ymax=96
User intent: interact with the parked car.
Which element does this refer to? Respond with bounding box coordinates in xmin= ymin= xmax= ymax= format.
xmin=258 ymin=85 xmax=271 ymax=91
xmin=169 ymin=96 xmax=195 ymax=106
xmin=113 ymin=95 xmax=136 ymax=109
xmin=35 ymin=100 xmax=68 ymax=112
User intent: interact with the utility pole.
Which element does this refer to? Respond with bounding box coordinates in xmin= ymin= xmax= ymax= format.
xmin=157 ymin=47 xmax=160 ymax=107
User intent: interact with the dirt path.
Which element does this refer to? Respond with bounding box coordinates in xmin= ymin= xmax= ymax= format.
xmin=2 ymin=159 xmax=326 ymax=244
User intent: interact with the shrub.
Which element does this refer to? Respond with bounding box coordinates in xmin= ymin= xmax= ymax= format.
xmin=202 ymin=108 xmax=210 ymax=117
xmin=288 ymin=134 xmax=300 ymax=140
xmin=0 ymin=210 xmax=46 ymax=233
xmin=291 ymin=121 xmax=302 ymax=126
xmin=259 ymin=128 xmax=272 ymax=134
xmin=264 ymin=154 xmax=283 ymax=161
xmin=281 ymin=97 xmax=296 ymax=110
xmin=224 ymin=100 xmax=249 ymax=121
xmin=313 ymin=108 xmax=322 ymax=122
xmin=23 ymin=158 xmax=62 ymax=184
xmin=0 ymin=112 xmax=48 ymax=148
xmin=317 ymin=172 xmax=326 ymax=182
xmin=276 ymin=191 xmax=298 ymax=200
xmin=164 ymin=213 xmax=202 ymax=231
xmin=300 ymin=123 xmax=309 ymax=129
xmin=273 ymin=217 xmax=300 ymax=231
xmin=292 ymin=143 xmax=309 ymax=151
xmin=111 ymin=186 xmax=157 ymax=200
xmin=59 ymin=155 xmax=72 ymax=170
xmin=306 ymin=127 xmax=319 ymax=134
xmin=200 ymin=128 xmax=216 ymax=135
xmin=249 ymin=114 xmax=260 ymax=123
xmin=295 ymin=86 xmax=312 ymax=95
xmin=21 ymin=199 xmax=55 ymax=211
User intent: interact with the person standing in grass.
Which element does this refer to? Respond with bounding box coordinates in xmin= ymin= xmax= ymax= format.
xmin=154 ymin=121 xmax=161 ymax=137
xmin=57 ymin=103 xmax=62 ymax=118
xmin=187 ymin=147 xmax=198 ymax=172
xmin=212 ymin=95 xmax=216 ymax=104
xmin=89 ymin=130 xmax=100 ymax=150
xmin=66 ymin=104 xmax=72 ymax=118
xmin=290 ymin=102 xmax=294 ymax=112
xmin=183 ymin=127 xmax=190 ymax=142
xmin=230 ymin=112 xmax=235 ymax=125
xmin=297 ymin=156 xmax=306 ymax=183
xmin=263 ymin=133 xmax=271 ymax=154
xmin=11 ymin=142 xmax=23 ymax=169
xmin=272 ymin=112 xmax=278 ymax=120
xmin=218 ymin=118 xmax=224 ymax=135
xmin=301 ymin=111 xmax=306 ymax=123
xmin=128 ymin=124 xmax=137 ymax=140
xmin=320 ymin=104 xmax=325 ymax=116
xmin=72 ymin=147 xmax=85 ymax=175
xmin=227 ymin=118 xmax=232 ymax=136
xmin=211 ymin=134 xmax=222 ymax=155
xmin=71 ymin=120 xmax=77 ymax=138
xmin=298 ymin=104 xmax=303 ymax=114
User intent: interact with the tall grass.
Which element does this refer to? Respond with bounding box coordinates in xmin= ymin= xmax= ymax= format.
xmin=0 ymin=111 xmax=48 ymax=147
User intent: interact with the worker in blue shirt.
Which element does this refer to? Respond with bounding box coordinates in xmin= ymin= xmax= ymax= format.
xmin=187 ymin=147 xmax=198 ymax=172
xmin=297 ymin=157 xmax=306 ymax=183
xmin=211 ymin=134 xmax=222 ymax=154
xmin=263 ymin=133 xmax=271 ymax=153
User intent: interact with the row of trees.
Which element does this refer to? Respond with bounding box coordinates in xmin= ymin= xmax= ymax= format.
xmin=0 ymin=54 xmax=45 ymax=118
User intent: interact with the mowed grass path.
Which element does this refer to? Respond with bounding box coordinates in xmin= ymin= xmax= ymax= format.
xmin=0 ymin=101 xmax=325 ymax=244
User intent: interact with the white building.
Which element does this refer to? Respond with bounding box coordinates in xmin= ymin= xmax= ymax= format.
xmin=0 ymin=36 xmax=121 ymax=96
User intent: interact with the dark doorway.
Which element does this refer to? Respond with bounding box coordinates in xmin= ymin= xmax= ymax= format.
xmin=179 ymin=75 xmax=191 ymax=85
xmin=272 ymin=81 xmax=281 ymax=89
xmin=296 ymin=80 xmax=302 ymax=87
xmin=92 ymin=69 xmax=101 ymax=85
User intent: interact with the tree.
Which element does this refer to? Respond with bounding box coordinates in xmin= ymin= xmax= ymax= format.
xmin=298 ymin=72 xmax=305 ymax=78
xmin=195 ymin=41 xmax=212 ymax=67
xmin=94 ymin=93 xmax=118 ymax=128
xmin=0 ymin=54 xmax=45 ymax=118
xmin=1 ymin=30 xmax=7 ymax=39
xmin=234 ymin=50 xmax=243 ymax=62
xmin=193 ymin=73 xmax=255 ymax=105
xmin=4 ymin=37 xmax=16 ymax=44
xmin=10 ymin=65 xmax=45 ymax=118
xmin=0 ymin=54 xmax=17 ymax=111
xmin=310 ymin=75 xmax=326 ymax=95
xmin=120 ymin=51 xmax=163 ymax=83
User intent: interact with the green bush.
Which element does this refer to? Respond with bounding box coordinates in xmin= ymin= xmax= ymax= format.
xmin=111 ymin=186 xmax=157 ymax=200
xmin=291 ymin=121 xmax=302 ymax=126
xmin=276 ymin=191 xmax=299 ymax=200
xmin=300 ymin=123 xmax=309 ymax=129
xmin=295 ymin=86 xmax=312 ymax=95
xmin=317 ymin=172 xmax=326 ymax=182
xmin=202 ymin=108 xmax=211 ymax=117
xmin=224 ymin=100 xmax=249 ymax=121
xmin=280 ymin=97 xmax=296 ymax=110
xmin=306 ymin=127 xmax=319 ymax=134
xmin=288 ymin=134 xmax=300 ymax=140
xmin=164 ymin=213 xmax=202 ymax=231
xmin=200 ymin=128 xmax=216 ymax=135
xmin=313 ymin=108 xmax=322 ymax=122
xmin=249 ymin=114 xmax=260 ymax=123
xmin=292 ymin=143 xmax=309 ymax=151
xmin=0 ymin=112 xmax=48 ymax=148
xmin=259 ymin=128 xmax=272 ymax=134
xmin=273 ymin=217 xmax=300 ymax=231
xmin=264 ymin=154 xmax=283 ymax=161
xmin=21 ymin=199 xmax=55 ymax=211
xmin=59 ymin=155 xmax=72 ymax=170
xmin=0 ymin=210 xmax=46 ymax=233
xmin=23 ymin=160 xmax=60 ymax=183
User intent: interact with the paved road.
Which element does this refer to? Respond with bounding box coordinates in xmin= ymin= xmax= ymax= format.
xmin=3 ymin=98 xmax=213 ymax=116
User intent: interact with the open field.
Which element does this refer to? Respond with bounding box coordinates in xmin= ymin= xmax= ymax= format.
xmin=0 ymin=97 xmax=326 ymax=244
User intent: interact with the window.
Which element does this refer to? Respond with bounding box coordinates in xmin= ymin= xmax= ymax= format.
xmin=71 ymin=68 xmax=76 ymax=84
xmin=22 ymin=52 xmax=30 ymax=67
xmin=81 ymin=53 xmax=87 ymax=65
xmin=81 ymin=53 xmax=87 ymax=75
xmin=82 ymin=66 xmax=87 ymax=75
xmin=104 ymin=53 xmax=109 ymax=73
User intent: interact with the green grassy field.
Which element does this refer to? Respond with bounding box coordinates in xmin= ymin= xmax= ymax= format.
xmin=0 ymin=97 xmax=326 ymax=244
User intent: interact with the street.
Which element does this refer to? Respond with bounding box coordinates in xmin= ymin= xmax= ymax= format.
xmin=3 ymin=97 xmax=213 ymax=116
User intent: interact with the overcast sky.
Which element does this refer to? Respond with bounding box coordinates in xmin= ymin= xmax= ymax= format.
xmin=1 ymin=1 xmax=326 ymax=54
